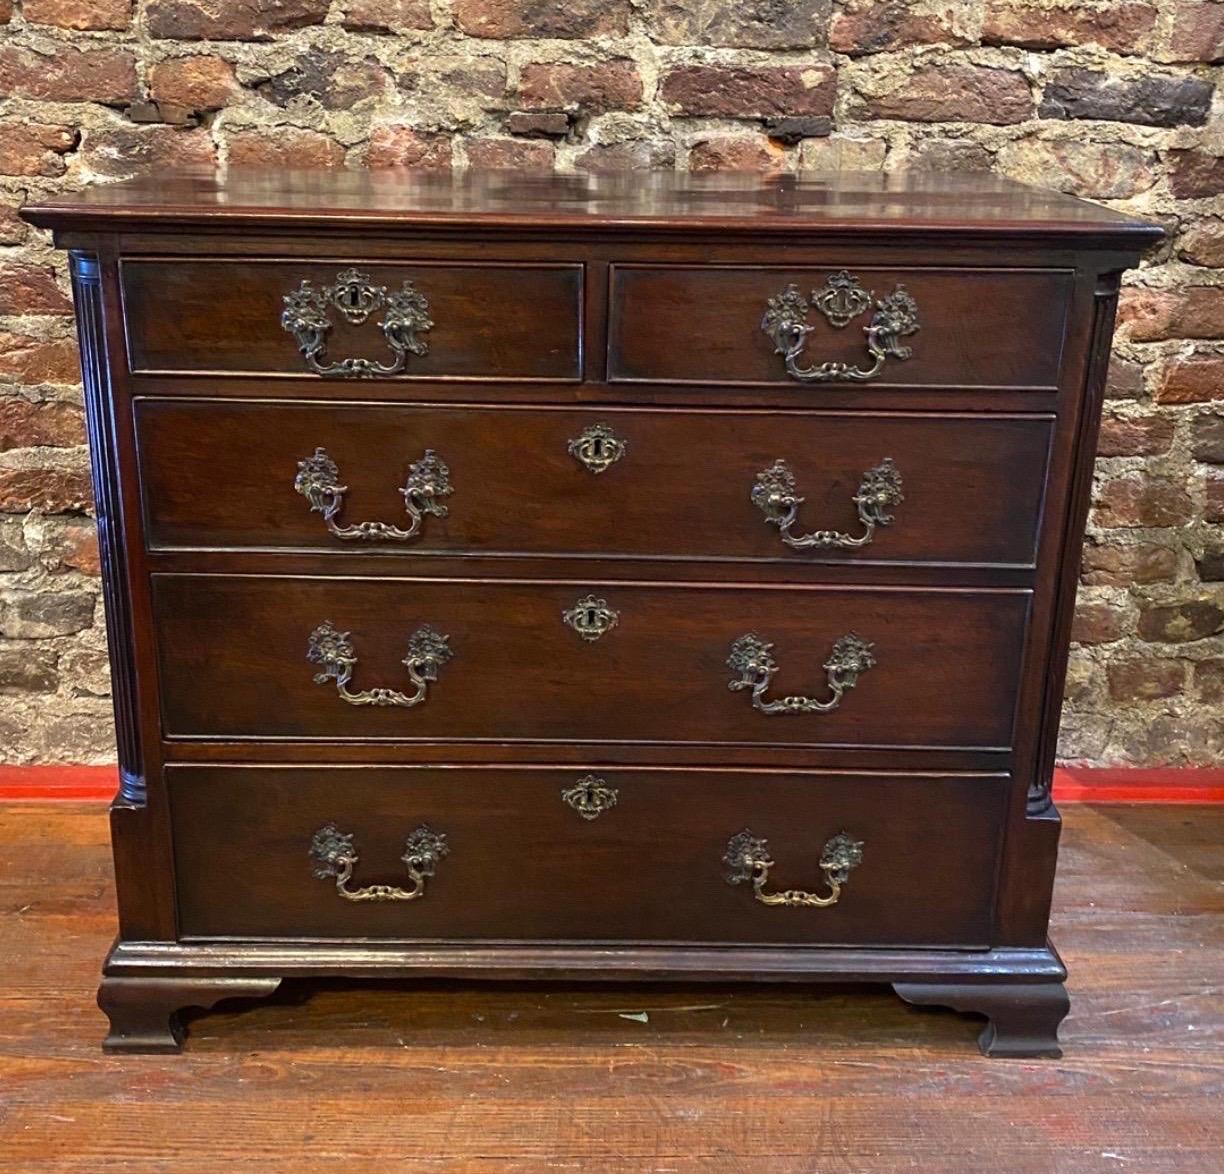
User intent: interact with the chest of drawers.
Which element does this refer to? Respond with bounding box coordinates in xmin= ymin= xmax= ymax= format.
xmin=25 ymin=170 xmax=1159 ymax=1057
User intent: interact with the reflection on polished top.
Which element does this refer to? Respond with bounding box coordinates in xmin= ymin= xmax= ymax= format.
xmin=25 ymin=167 xmax=1161 ymax=243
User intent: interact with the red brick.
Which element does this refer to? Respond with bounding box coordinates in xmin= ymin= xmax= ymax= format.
xmin=1161 ymin=2 xmax=1224 ymax=64
xmin=1168 ymin=149 xmax=1224 ymax=198
xmin=1105 ymin=354 xmax=1146 ymax=400
xmin=227 ymin=128 xmax=344 ymax=168
xmin=831 ymin=1 xmax=968 ymax=55
xmin=1118 ymin=286 xmax=1224 ymax=341
xmin=339 ymin=0 xmax=431 ymax=31
xmin=365 ymin=127 xmax=451 ymax=170
xmin=863 ymin=64 xmax=1033 ymax=124
xmin=649 ymin=0 xmax=830 ymax=49
xmin=688 ymin=135 xmax=787 ymax=173
xmin=660 ymin=64 xmax=836 ymax=118
xmin=1093 ymin=474 xmax=1195 ymax=527
xmin=1192 ymin=412 xmax=1224 ymax=463
xmin=0 ymin=121 xmax=76 ymax=178
xmin=0 ymin=1 xmax=11 ymax=21
xmin=0 ymin=463 xmax=91 ymax=513
xmin=982 ymin=1 xmax=1157 ymax=53
xmin=1178 ymin=218 xmax=1224 ymax=267
xmin=0 ymin=332 xmax=79 ymax=386
xmin=0 ymin=45 xmax=137 ymax=104
xmin=464 ymin=137 xmax=553 ymax=170
xmin=23 ymin=0 xmax=131 ymax=30
xmin=1138 ymin=599 xmax=1224 ymax=642
xmin=0 ymin=265 xmax=71 ymax=317
xmin=1157 ymin=355 xmax=1224 ymax=404
xmin=55 ymin=520 xmax=101 ymax=576
xmin=1195 ymin=658 xmax=1224 ymax=703
xmin=1208 ymin=473 xmax=1224 ymax=521
xmin=0 ymin=202 xmax=26 ymax=246
xmin=1097 ymin=411 xmax=1175 ymax=456
xmin=1106 ymin=658 xmax=1186 ymax=700
xmin=0 ymin=399 xmax=84 ymax=450
xmin=518 ymin=62 xmax=642 ymax=113
xmin=1081 ymin=541 xmax=1178 ymax=586
xmin=150 ymin=56 xmax=238 ymax=113
xmin=573 ymin=140 xmax=675 ymax=172
xmin=454 ymin=0 xmax=628 ymax=38
xmin=82 ymin=125 xmax=217 ymax=179
xmin=507 ymin=111 xmax=571 ymax=137
xmin=145 ymin=0 xmax=329 ymax=40
xmin=1072 ymin=601 xmax=1128 ymax=644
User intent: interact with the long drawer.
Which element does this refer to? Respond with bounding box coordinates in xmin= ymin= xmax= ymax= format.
xmin=151 ymin=575 xmax=1029 ymax=750
xmin=136 ymin=400 xmax=1052 ymax=568
xmin=168 ymin=765 xmax=1008 ymax=945
xmin=120 ymin=259 xmax=583 ymax=380
xmin=609 ymin=265 xmax=1072 ymax=389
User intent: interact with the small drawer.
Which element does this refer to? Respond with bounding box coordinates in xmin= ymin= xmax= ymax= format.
xmin=168 ymin=765 xmax=1008 ymax=945
xmin=120 ymin=258 xmax=583 ymax=381
xmin=136 ymin=400 xmax=1052 ymax=568
xmin=151 ymin=574 xmax=1029 ymax=751
xmin=608 ymin=265 xmax=1073 ymax=390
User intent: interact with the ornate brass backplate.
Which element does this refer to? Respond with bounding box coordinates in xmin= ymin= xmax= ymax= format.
xmin=281 ymin=267 xmax=433 ymax=378
xmin=568 ymin=423 xmax=627 ymax=474
xmin=561 ymin=774 xmax=620 ymax=820
xmin=294 ymin=447 xmax=452 ymax=542
xmin=751 ymin=457 xmax=903 ymax=550
xmin=563 ymin=594 xmax=620 ymax=642
xmin=307 ymin=621 xmax=452 ymax=707
xmin=723 ymin=828 xmax=863 ymax=908
xmin=761 ymin=274 xmax=919 ymax=383
xmin=310 ymin=823 xmax=448 ymax=902
xmin=727 ymin=631 xmax=875 ymax=715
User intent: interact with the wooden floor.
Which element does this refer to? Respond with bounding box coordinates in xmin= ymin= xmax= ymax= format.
xmin=1 ymin=804 xmax=1220 ymax=1172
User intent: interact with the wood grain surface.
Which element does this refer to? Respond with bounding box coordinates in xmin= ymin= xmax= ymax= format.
xmin=1 ymin=802 xmax=1218 ymax=1173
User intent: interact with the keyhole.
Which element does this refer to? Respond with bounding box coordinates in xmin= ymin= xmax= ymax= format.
xmin=584 ymin=608 xmax=600 ymax=628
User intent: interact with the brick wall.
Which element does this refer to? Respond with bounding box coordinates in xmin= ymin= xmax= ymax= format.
xmin=0 ymin=0 xmax=1220 ymax=766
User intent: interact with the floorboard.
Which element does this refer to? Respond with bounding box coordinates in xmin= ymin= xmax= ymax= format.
xmin=0 ymin=804 xmax=1220 ymax=1172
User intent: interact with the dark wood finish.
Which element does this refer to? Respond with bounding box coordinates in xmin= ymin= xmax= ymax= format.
xmin=894 ymin=980 xmax=1070 ymax=1058
xmin=167 ymin=765 xmax=1008 ymax=944
xmin=121 ymin=258 xmax=583 ymax=380
xmin=23 ymin=169 xmax=1159 ymax=1057
xmin=150 ymin=575 xmax=1030 ymax=748
xmin=136 ymin=399 xmax=1053 ymax=567
xmin=97 ymin=976 xmax=282 ymax=1054
xmin=609 ymin=265 xmax=1072 ymax=388
xmin=5 ymin=803 xmax=1220 ymax=1167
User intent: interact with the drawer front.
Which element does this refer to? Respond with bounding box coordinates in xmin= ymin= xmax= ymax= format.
xmin=121 ymin=259 xmax=583 ymax=380
xmin=609 ymin=265 xmax=1072 ymax=389
xmin=168 ymin=765 xmax=1007 ymax=945
xmin=137 ymin=400 xmax=1051 ymax=568
xmin=152 ymin=575 xmax=1029 ymax=750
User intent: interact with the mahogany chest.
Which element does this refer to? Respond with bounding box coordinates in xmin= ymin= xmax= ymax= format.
xmin=25 ymin=170 xmax=1160 ymax=1056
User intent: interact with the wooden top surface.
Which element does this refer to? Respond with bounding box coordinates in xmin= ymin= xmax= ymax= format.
xmin=24 ymin=167 xmax=1161 ymax=247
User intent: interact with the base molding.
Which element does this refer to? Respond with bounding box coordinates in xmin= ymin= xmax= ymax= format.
xmin=99 ymin=939 xmax=1067 ymax=1055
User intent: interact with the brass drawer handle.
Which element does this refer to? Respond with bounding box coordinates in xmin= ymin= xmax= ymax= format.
xmin=753 ymin=458 xmax=903 ymax=550
xmin=281 ymin=267 xmax=432 ymax=378
xmin=562 ymin=774 xmax=619 ymax=820
xmin=295 ymin=447 xmax=452 ymax=542
xmin=724 ymin=829 xmax=863 ymax=908
xmin=728 ymin=632 xmax=874 ymax=715
xmin=307 ymin=621 xmax=451 ymax=708
xmin=310 ymin=823 xmax=448 ymax=902
xmin=762 ymin=274 xmax=919 ymax=384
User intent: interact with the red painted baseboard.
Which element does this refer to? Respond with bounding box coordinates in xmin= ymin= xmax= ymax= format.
xmin=0 ymin=764 xmax=1221 ymax=804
